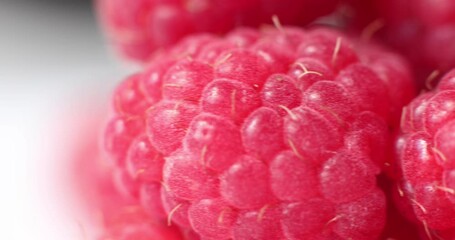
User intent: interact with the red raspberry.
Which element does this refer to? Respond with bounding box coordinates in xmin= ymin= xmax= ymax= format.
xmin=395 ymin=69 xmax=455 ymax=239
xmin=342 ymin=0 xmax=455 ymax=88
xmin=96 ymin=0 xmax=338 ymax=62
xmin=103 ymin=26 xmax=416 ymax=239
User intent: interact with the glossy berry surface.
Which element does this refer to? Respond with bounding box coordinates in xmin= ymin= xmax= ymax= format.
xmin=395 ymin=69 xmax=455 ymax=239
xmin=96 ymin=0 xmax=338 ymax=62
xmin=102 ymin=26 xmax=416 ymax=239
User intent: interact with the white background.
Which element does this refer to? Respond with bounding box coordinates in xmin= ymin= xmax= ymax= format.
xmin=0 ymin=1 xmax=130 ymax=239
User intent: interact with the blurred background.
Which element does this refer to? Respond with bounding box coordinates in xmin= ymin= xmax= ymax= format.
xmin=0 ymin=0 xmax=128 ymax=239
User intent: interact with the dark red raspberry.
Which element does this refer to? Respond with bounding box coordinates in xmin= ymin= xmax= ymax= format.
xmin=342 ymin=0 xmax=455 ymax=88
xmin=103 ymin=26 xmax=416 ymax=239
xmin=96 ymin=0 xmax=339 ymax=62
xmin=395 ymin=69 xmax=455 ymax=239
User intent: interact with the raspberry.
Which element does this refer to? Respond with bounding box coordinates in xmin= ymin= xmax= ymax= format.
xmin=342 ymin=0 xmax=455 ymax=88
xmin=103 ymin=26 xmax=416 ymax=239
xmin=395 ymin=70 xmax=455 ymax=239
xmin=96 ymin=0 xmax=339 ymax=62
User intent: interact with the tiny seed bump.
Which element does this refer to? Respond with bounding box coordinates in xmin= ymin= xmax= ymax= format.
xmin=432 ymin=147 xmax=448 ymax=162
xmin=317 ymin=105 xmax=344 ymax=126
xmin=218 ymin=209 xmax=227 ymax=224
xmin=135 ymin=169 xmax=146 ymax=179
xmin=410 ymin=198 xmax=427 ymax=214
xmin=325 ymin=215 xmax=342 ymax=229
xmin=257 ymin=205 xmax=269 ymax=222
xmin=294 ymin=62 xmax=323 ymax=79
xmin=435 ymin=185 xmax=455 ymax=195
xmin=422 ymin=220 xmax=433 ymax=240
xmin=167 ymin=204 xmax=182 ymax=226
xmin=408 ymin=105 xmax=416 ymax=130
xmin=278 ymin=105 xmax=297 ymax=120
xmin=293 ymin=62 xmax=308 ymax=72
xmin=361 ymin=19 xmax=385 ymax=42
xmin=173 ymin=101 xmax=182 ymax=110
xmin=332 ymin=37 xmax=342 ymax=65
xmin=425 ymin=70 xmax=440 ymax=90
xmin=400 ymin=107 xmax=407 ymax=130
xmin=215 ymin=52 xmax=233 ymax=66
xmin=297 ymin=70 xmax=323 ymax=79
xmin=160 ymin=181 xmax=170 ymax=192
xmin=272 ymin=15 xmax=283 ymax=31
xmin=146 ymin=105 xmax=157 ymax=114
xmin=231 ymin=90 xmax=237 ymax=117
xmin=287 ymin=139 xmax=303 ymax=160
xmin=200 ymin=145 xmax=208 ymax=167
xmin=397 ymin=186 xmax=404 ymax=197
xmin=138 ymin=79 xmax=152 ymax=102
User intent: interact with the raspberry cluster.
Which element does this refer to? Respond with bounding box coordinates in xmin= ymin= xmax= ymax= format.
xmin=70 ymin=0 xmax=455 ymax=239
xmin=101 ymin=26 xmax=415 ymax=240
xmin=395 ymin=69 xmax=455 ymax=239
xmin=96 ymin=0 xmax=338 ymax=62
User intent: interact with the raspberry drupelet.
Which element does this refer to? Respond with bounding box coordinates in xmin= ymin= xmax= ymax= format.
xmin=103 ymin=26 xmax=416 ymax=239
xmin=395 ymin=69 xmax=455 ymax=240
xmin=96 ymin=0 xmax=339 ymax=62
